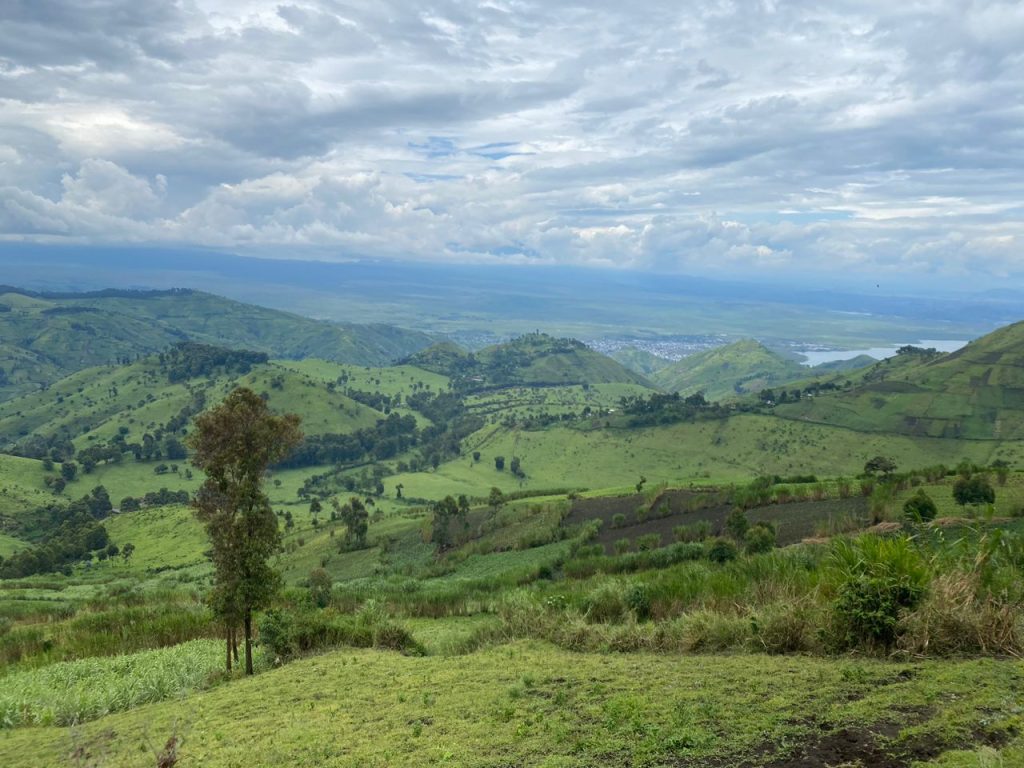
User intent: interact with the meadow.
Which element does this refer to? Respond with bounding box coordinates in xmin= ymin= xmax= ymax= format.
xmin=1 ymin=641 xmax=1020 ymax=767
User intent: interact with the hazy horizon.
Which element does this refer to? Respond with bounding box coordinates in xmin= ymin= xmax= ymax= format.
xmin=1 ymin=1 xmax=1022 ymax=288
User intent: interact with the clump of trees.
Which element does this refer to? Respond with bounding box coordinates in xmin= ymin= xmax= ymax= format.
xmin=429 ymin=495 xmax=470 ymax=551
xmin=332 ymin=497 xmax=369 ymax=550
xmin=190 ymin=387 xmax=302 ymax=675
xmin=619 ymin=391 xmax=726 ymax=427
xmin=160 ymin=342 xmax=268 ymax=383
xmin=0 ymin=487 xmax=114 ymax=578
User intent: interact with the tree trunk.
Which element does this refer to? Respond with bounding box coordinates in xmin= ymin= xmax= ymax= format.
xmin=225 ymin=626 xmax=232 ymax=673
xmin=231 ymin=627 xmax=239 ymax=663
xmin=244 ymin=609 xmax=254 ymax=675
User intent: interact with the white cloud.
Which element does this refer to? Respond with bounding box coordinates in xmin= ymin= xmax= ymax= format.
xmin=0 ymin=0 xmax=1021 ymax=282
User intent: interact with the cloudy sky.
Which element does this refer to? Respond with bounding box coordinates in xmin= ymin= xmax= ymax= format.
xmin=1 ymin=0 xmax=1022 ymax=283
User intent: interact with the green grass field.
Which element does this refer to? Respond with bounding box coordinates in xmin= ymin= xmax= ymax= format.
xmin=0 ymin=641 xmax=1020 ymax=767
xmin=382 ymin=415 xmax=1023 ymax=503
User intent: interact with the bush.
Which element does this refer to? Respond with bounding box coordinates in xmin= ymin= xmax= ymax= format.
xmin=953 ymin=475 xmax=995 ymax=507
xmin=744 ymin=523 xmax=777 ymax=554
xmin=706 ymin=537 xmax=738 ymax=564
xmin=903 ymin=489 xmax=937 ymax=523
xmin=725 ymin=508 xmax=749 ymax=540
xmin=613 ymin=538 xmax=631 ymax=555
xmin=612 ymin=513 xmax=626 ymax=528
xmin=828 ymin=536 xmax=929 ymax=650
xmin=258 ymin=605 xmax=423 ymax=660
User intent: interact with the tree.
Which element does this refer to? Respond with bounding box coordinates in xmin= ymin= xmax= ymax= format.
xmin=333 ymin=496 xmax=368 ymax=550
xmin=864 ymin=456 xmax=897 ymax=477
xmin=395 ymin=483 xmax=404 ymax=499
xmin=953 ymin=475 xmax=995 ymax=508
xmin=430 ymin=495 xmax=460 ymax=551
xmin=121 ymin=542 xmax=135 ymax=565
xmin=472 ymin=451 xmax=481 ymax=463
xmin=494 ymin=456 xmax=505 ymax=471
xmin=510 ymin=456 xmax=524 ymax=478
xmin=61 ymin=461 xmax=78 ymax=482
xmin=903 ymin=489 xmax=937 ymax=523
xmin=309 ymin=499 xmax=322 ymax=517
xmin=488 ymin=486 xmax=504 ymax=511
xmin=308 ymin=567 xmax=332 ymax=608
xmin=635 ymin=475 xmax=647 ymax=494
xmin=189 ymin=387 xmax=302 ymax=675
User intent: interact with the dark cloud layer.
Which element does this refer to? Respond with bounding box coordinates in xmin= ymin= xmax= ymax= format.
xmin=0 ymin=0 xmax=1021 ymax=283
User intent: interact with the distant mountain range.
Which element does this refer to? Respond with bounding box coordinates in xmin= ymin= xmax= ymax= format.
xmin=0 ymin=286 xmax=433 ymax=401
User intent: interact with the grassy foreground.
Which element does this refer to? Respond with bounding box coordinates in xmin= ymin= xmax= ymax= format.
xmin=1 ymin=641 xmax=1021 ymax=767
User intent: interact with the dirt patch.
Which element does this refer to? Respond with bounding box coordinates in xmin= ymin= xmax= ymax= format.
xmin=724 ymin=717 xmax=1013 ymax=768
xmin=565 ymin=491 xmax=868 ymax=553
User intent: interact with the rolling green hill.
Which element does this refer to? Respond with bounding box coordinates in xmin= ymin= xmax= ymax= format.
xmin=775 ymin=325 xmax=1024 ymax=439
xmin=0 ymin=287 xmax=433 ymax=401
xmin=407 ymin=333 xmax=651 ymax=391
xmin=0 ymin=351 xmax=389 ymax=458
xmin=651 ymin=340 xmax=807 ymax=400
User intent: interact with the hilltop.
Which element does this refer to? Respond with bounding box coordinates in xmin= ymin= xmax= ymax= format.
xmin=405 ymin=333 xmax=651 ymax=392
xmin=0 ymin=287 xmax=433 ymax=400
xmin=651 ymin=339 xmax=806 ymax=401
xmin=775 ymin=323 xmax=1024 ymax=439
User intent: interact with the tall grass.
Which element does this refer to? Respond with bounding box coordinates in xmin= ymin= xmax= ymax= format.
xmin=0 ymin=601 xmax=216 ymax=671
xmin=0 ymin=639 xmax=225 ymax=727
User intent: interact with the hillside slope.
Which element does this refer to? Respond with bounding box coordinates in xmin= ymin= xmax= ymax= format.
xmin=775 ymin=325 xmax=1024 ymax=439
xmin=0 ymin=346 xmax=389 ymax=457
xmin=406 ymin=333 xmax=652 ymax=391
xmin=652 ymin=340 xmax=806 ymax=400
xmin=0 ymin=287 xmax=433 ymax=400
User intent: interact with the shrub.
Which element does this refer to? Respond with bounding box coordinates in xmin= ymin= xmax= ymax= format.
xmin=612 ymin=513 xmax=626 ymax=528
xmin=706 ymin=537 xmax=738 ymax=564
xmin=953 ymin=475 xmax=995 ymax=508
xmin=635 ymin=506 xmax=648 ymax=524
xmin=614 ymin=538 xmax=631 ymax=555
xmin=725 ymin=508 xmax=749 ymax=540
xmin=744 ymin=523 xmax=777 ymax=554
xmin=829 ymin=536 xmax=929 ymax=650
xmin=902 ymin=489 xmax=937 ymax=523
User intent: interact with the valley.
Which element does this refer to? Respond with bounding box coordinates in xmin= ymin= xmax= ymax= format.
xmin=1 ymin=288 xmax=1023 ymax=767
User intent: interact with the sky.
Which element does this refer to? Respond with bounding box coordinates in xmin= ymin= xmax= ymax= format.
xmin=1 ymin=0 xmax=1022 ymax=284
